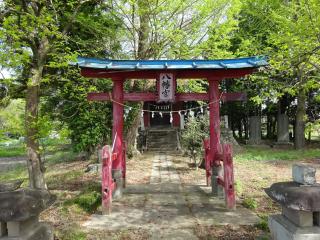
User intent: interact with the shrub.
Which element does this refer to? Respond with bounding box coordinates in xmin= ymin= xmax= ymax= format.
xmin=242 ymin=197 xmax=258 ymax=210
xmin=74 ymin=191 xmax=101 ymax=213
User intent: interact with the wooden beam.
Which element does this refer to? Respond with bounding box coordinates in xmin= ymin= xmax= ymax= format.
xmin=87 ymin=92 xmax=246 ymax=102
xmin=81 ymin=68 xmax=255 ymax=80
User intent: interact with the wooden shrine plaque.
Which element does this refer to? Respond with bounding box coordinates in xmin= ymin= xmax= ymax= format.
xmin=157 ymin=73 xmax=175 ymax=102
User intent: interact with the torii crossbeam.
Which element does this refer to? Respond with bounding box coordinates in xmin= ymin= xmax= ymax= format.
xmin=75 ymin=56 xmax=268 ymax=213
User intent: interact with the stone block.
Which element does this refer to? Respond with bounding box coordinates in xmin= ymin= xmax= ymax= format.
xmin=0 ymin=222 xmax=7 ymax=237
xmin=269 ymin=214 xmax=320 ymax=240
xmin=292 ymin=164 xmax=316 ymax=185
xmin=282 ymin=207 xmax=313 ymax=227
xmin=277 ymin=114 xmax=289 ymax=143
xmin=7 ymin=221 xmax=20 ymax=237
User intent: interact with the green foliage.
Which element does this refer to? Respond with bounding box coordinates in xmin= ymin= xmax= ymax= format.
xmin=0 ymin=99 xmax=25 ymax=136
xmin=64 ymin=183 xmax=101 ymax=213
xmin=234 ymin=180 xmax=244 ymax=195
xmin=242 ymin=197 xmax=258 ymax=210
xmin=109 ymin=0 xmax=240 ymax=59
xmin=43 ymin=71 xmax=114 ymax=154
xmin=72 ymin=191 xmax=101 ymax=213
xmin=181 ymin=114 xmax=209 ymax=159
xmin=255 ymin=215 xmax=269 ymax=231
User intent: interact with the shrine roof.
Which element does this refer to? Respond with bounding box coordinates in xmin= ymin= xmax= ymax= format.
xmin=75 ymin=56 xmax=267 ymax=70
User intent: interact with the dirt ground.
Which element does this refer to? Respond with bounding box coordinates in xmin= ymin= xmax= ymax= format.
xmin=40 ymin=146 xmax=320 ymax=240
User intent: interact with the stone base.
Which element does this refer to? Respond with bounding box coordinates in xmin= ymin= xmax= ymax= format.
xmin=269 ymin=215 xmax=320 ymax=240
xmin=0 ymin=222 xmax=53 ymax=240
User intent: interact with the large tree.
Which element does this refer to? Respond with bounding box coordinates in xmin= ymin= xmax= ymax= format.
xmin=233 ymin=0 xmax=320 ymax=149
xmin=106 ymin=0 xmax=242 ymax=151
xmin=107 ymin=0 xmax=241 ymax=59
xmin=0 ymin=0 xmax=119 ymax=188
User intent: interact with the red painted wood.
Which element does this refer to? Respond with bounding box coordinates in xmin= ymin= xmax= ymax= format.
xmin=102 ymin=145 xmax=114 ymax=214
xmin=143 ymin=103 xmax=150 ymax=127
xmin=208 ymin=79 xmax=221 ymax=167
xmin=124 ymin=92 xmax=156 ymax=101
xmin=177 ymin=93 xmax=208 ymax=101
xmin=203 ymin=139 xmax=211 ymax=186
xmin=217 ymin=176 xmax=224 ymax=186
xmin=112 ymin=79 xmax=124 ymax=171
xmin=81 ymin=68 xmax=255 ymax=80
xmin=222 ymin=144 xmax=236 ymax=209
xmin=222 ymin=92 xmax=247 ymax=102
xmin=172 ymin=102 xmax=182 ymax=127
xmin=87 ymin=92 xmax=155 ymax=101
xmin=88 ymin=92 xmax=246 ymax=102
xmin=122 ymin=142 xmax=126 ymax=188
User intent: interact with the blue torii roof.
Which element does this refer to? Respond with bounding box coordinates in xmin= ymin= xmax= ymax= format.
xmin=75 ymin=56 xmax=267 ymax=70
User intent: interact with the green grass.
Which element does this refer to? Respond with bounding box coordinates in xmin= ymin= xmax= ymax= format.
xmin=0 ymin=146 xmax=26 ymax=157
xmin=55 ymin=226 xmax=87 ymax=240
xmin=235 ymin=146 xmax=320 ymax=162
xmin=63 ymin=182 xmax=101 ymax=213
xmin=46 ymin=150 xmax=79 ymax=165
xmin=0 ymin=165 xmax=29 ymax=187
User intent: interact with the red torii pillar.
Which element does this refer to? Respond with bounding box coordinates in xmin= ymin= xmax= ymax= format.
xmin=208 ymin=78 xmax=224 ymax=197
xmin=112 ymin=78 xmax=125 ymax=198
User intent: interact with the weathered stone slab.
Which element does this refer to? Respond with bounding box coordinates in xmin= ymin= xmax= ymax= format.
xmin=269 ymin=214 xmax=320 ymax=240
xmin=282 ymin=207 xmax=313 ymax=227
xmin=265 ymin=182 xmax=320 ymax=211
xmin=0 ymin=180 xmax=23 ymax=192
xmin=277 ymin=114 xmax=289 ymax=143
xmin=249 ymin=116 xmax=261 ymax=145
xmin=292 ymin=164 xmax=316 ymax=185
xmin=0 ymin=189 xmax=55 ymax=222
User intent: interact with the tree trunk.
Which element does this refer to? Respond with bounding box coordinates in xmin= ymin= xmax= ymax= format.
xmin=125 ymin=0 xmax=150 ymax=153
xmin=137 ymin=0 xmax=150 ymax=60
xmin=26 ymin=36 xmax=48 ymax=189
xmin=25 ymin=82 xmax=46 ymax=189
xmin=125 ymin=105 xmax=143 ymax=155
xmin=294 ymin=89 xmax=306 ymax=149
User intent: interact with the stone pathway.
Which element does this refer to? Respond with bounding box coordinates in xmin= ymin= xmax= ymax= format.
xmin=83 ymin=152 xmax=260 ymax=239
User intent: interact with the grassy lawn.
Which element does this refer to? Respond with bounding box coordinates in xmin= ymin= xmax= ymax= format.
xmin=235 ymin=145 xmax=320 ymax=162
xmin=0 ymin=146 xmax=26 ymax=157
xmin=0 ymin=143 xmax=319 ymax=239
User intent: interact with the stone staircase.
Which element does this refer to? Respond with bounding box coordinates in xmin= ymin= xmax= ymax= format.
xmin=146 ymin=129 xmax=180 ymax=152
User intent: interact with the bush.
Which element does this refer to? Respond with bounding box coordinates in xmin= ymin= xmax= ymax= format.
xmin=234 ymin=180 xmax=243 ymax=195
xmin=73 ymin=191 xmax=101 ymax=213
xmin=242 ymin=197 xmax=258 ymax=210
xmin=181 ymin=114 xmax=209 ymax=166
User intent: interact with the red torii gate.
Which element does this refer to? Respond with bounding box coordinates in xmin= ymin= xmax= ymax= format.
xmin=76 ymin=57 xmax=267 ymax=213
